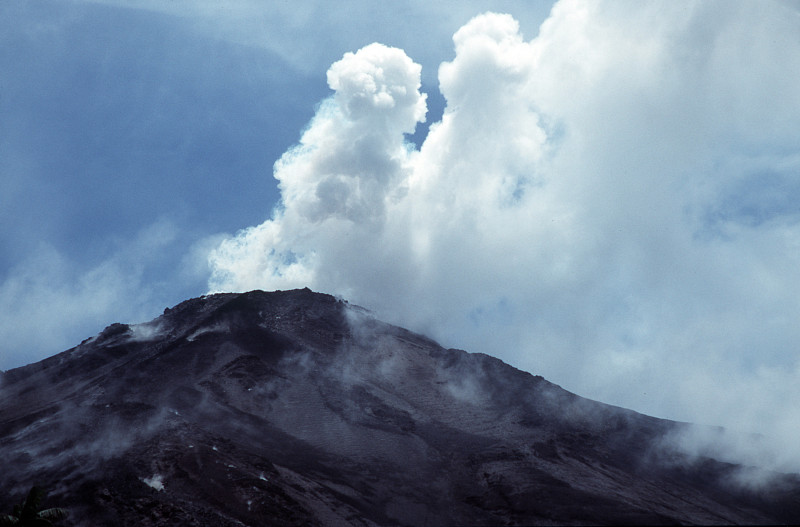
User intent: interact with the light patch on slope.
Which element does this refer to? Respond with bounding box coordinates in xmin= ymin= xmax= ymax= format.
xmin=128 ymin=322 xmax=166 ymax=342
xmin=142 ymin=474 xmax=165 ymax=491
xmin=186 ymin=321 xmax=230 ymax=342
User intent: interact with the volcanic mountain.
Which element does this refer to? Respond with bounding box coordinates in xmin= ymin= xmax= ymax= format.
xmin=1 ymin=289 xmax=799 ymax=526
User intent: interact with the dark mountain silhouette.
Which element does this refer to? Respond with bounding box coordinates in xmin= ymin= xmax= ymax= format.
xmin=1 ymin=289 xmax=799 ymax=525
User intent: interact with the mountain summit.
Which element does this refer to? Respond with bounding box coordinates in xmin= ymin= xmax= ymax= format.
xmin=1 ymin=289 xmax=798 ymax=525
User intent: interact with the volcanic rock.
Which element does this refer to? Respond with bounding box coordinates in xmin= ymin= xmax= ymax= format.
xmin=1 ymin=289 xmax=799 ymax=525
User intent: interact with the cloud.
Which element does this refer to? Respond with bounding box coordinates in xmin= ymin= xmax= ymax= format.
xmin=0 ymin=221 xmax=186 ymax=371
xmin=209 ymin=42 xmax=427 ymax=292
xmin=209 ymin=1 xmax=800 ymax=470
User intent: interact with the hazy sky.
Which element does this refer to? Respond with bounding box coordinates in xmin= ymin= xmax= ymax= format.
xmin=4 ymin=0 xmax=800 ymax=469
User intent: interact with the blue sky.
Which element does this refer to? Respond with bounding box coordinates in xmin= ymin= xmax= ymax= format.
xmin=1 ymin=0 xmax=326 ymax=305
xmin=4 ymin=0 xmax=800 ymax=470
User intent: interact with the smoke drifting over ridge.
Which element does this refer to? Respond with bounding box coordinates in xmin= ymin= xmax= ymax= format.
xmin=209 ymin=2 xmax=800 ymax=468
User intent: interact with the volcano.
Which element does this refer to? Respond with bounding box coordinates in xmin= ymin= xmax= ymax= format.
xmin=1 ymin=289 xmax=799 ymax=525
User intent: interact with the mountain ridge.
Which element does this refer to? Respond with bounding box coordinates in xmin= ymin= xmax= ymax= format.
xmin=1 ymin=288 xmax=799 ymax=525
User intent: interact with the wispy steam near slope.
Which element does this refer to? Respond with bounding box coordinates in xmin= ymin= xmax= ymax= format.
xmin=209 ymin=1 xmax=800 ymax=470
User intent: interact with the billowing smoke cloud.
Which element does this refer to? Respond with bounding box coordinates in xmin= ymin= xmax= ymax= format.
xmin=209 ymin=1 xmax=800 ymax=469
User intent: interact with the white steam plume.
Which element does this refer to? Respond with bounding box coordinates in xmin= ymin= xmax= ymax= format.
xmin=210 ymin=2 xmax=800 ymax=470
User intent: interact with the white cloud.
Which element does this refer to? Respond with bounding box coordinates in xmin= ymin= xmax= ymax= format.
xmin=209 ymin=1 xmax=800 ymax=469
xmin=209 ymin=42 xmax=427 ymax=293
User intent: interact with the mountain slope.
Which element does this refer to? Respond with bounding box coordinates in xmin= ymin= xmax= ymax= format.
xmin=1 ymin=289 xmax=798 ymax=525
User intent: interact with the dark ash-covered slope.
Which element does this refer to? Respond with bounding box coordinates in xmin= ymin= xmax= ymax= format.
xmin=1 ymin=289 xmax=799 ymax=526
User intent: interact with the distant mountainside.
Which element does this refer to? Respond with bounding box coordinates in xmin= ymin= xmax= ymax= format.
xmin=1 ymin=289 xmax=799 ymax=526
